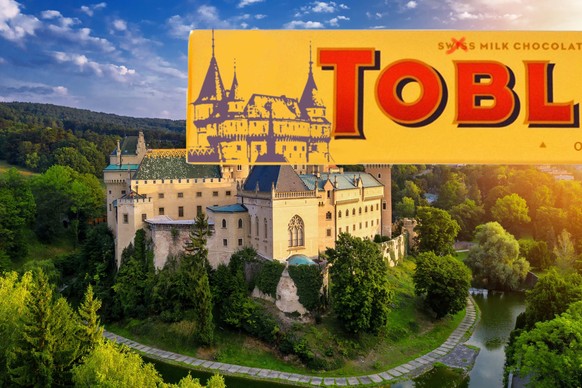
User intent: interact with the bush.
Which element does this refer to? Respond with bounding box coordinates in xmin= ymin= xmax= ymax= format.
xmin=288 ymin=265 xmax=323 ymax=312
xmin=255 ymin=260 xmax=285 ymax=298
xmin=414 ymin=252 xmax=471 ymax=318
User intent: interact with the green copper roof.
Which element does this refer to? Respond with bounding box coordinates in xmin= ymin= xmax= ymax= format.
xmin=133 ymin=150 xmax=221 ymax=180
xmin=104 ymin=164 xmax=140 ymax=171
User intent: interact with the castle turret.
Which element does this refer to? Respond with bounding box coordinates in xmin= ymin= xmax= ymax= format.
xmin=299 ymin=43 xmax=326 ymax=120
xmin=193 ymin=30 xmax=226 ymax=121
xmin=227 ymin=60 xmax=244 ymax=113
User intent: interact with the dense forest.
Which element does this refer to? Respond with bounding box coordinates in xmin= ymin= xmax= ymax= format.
xmin=0 ymin=102 xmax=186 ymax=177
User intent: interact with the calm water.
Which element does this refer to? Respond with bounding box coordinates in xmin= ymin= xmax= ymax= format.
xmin=148 ymin=291 xmax=525 ymax=387
xmin=397 ymin=290 xmax=526 ymax=388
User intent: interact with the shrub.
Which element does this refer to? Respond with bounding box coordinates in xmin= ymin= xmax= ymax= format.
xmin=288 ymin=265 xmax=323 ymax=312
xmin=255 ymin=260 xmax=285 ymax=298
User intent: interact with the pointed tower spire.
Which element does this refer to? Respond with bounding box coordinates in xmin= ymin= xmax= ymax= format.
xmin=229 ymin=58 xmax=242 ymax=101
xmin=299 ymin=41 xmax=325 ymax=112
xmin=194 ymin=29 xmax=225 ymax=104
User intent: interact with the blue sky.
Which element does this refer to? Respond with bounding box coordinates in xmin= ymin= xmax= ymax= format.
xmin=0 ymin=0 xmax=581 ymax=119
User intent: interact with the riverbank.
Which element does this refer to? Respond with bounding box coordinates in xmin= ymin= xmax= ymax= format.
xmin=104 ymin=298 xmax=478 ymax=386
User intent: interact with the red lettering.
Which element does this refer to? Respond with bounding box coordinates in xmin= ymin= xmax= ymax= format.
xmin=455 ymin=61 xmax=518 ymax=126
xmin=319 ymin=48 xmax=377 ymax=137
xmin=376 ymin=60 xmax=445 ymax=126
xmin=525 ymin=61 xmax=576 ymax=126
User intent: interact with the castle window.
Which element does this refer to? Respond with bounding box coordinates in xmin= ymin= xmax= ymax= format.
xmin=159 ymin=207 xmax=164 ymax=215
xmin=196 ymin=192 xmax=202 ymax=197
xmin=213 ymin=191 xmax=219 ymax=197
xmin=327 ymin=191 xmax=331 ymax=199
xmin=326 ymin=228 xmax=332 ymax=237
xmin=178 ymin=192 xmax=183 ymax=198
xmin=123 ymin=214 xmax=128 ymax=224
xmin=237 ymin=165 xmax=242 ymax=171
xmin=238 ymin=238 xmax=243 ymax=246
xmin=142 ymin=214 xmax=147 ymax=222
xmin=108 ymin=190 xmax=111 ymax=194
xmin=288 ymin=215 xmax=304 ymax=247
xmin=226 ymin=191 xmax=231 ymax=196
xmin=223 ymin=239 xmax=228 ymax=247
xmin=352 ymin=208 xmax=355 ymax=216
xmin=365 ymin=206 xmax=368 ymax=213
xmin=378 ymin=173 xmax=382 ymax=178
xmin=346 ymin=226 xmax=349 ymax=232
xmin=338 ymin=210 xmax=342 ymax=218
xmin=339 ymin=227 xmax=342 ymax=234
xmin=376 ymin=204 xmax=379 ymax=211
xmin=383 ymin=202 xmax=387 ymax=210
xmin=359 ymin=207 xmax=362 ymax=215
xmin=238 ymin=218 xmax=243 ymax=228
xmin=222 ymin=219 xmax=227 ymax=228
xmin=264 ymin=218 xmax=268 ymax=238
xmin=359 ymin=222 xmax=362 ymax=230
xmin=255 ymin=216 xmax=259 ymax=236
xmin=179 ymin=207 xmax=184 ymax=217
xmin=121 ymin=190 xmax=126 ymax=195
xmin=159 ymin=193 xmax=164 ymax=199
xmin=366 ymin=221 xmax=368 ymax=227
xmin=237 ymin=145 xmax=242 ymax=151
xmin=326 ymin=211 xmax=332 ymax=220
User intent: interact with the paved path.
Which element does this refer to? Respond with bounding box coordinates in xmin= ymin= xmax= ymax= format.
xmin=104 ymin=298 xmax=478 ymax=386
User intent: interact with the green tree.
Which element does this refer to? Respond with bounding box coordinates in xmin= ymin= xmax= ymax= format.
xmin=394 ymin=196 xmax=416 ymax=219
xmin=509 ymin=301 xmax=582 ymax=388
xmin=491 ymin=193 xmax=531 ymax=236
xmin=326 ymin=234 xmax=393 ymax=334
xmin=465 ymin=222 xmax=530 ymax=290
xmin=449 ymin=199 xmax=485 ymax=241
xmin=77 ymin=285 xmax=104 ymax=355
xmin=7 ymin=271 xmax=82 ymax=387
xmin=532 ymin=206 xmax=567 ymax=245
xmin=414 ymin=252 xmax=471 ymax=318
xmin=553 ymin=230 xmax=579 ymax=273
xmin=54 ymin=146 xmax=94 ymax=175
xmin=524 ymin=269 xmax=582 ymax=328
xmin=415 ymin=206 xmax=460 ymax=256
xmin=72 ymin=341 xmax=163 ymax=387
xmin=0 ymin=168 xmax=35 ymax=260
xmin=436 ymin=172 xmax=468 ymax=210
xmin=288 ymin=264 xmax=324 ymax=312
xmin=518 ymin=239 xmax=552 ymax=270
xmin=0 ymin=271 xmax=33 ymax=385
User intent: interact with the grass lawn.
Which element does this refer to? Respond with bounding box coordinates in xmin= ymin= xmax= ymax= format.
xmin=455 ymin=250 xmax=469 ymax=262
xmin=107 ymin=259 xmax=467 ymax=376
xmin=0 ymin=160 xmax=37 ymax=176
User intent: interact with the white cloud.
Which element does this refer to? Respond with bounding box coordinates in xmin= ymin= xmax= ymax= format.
xmin=112 ymin=18 xmax=127 ymax=31
xmin=80 ymin=2 xmax=106 ymax=17
xmin=255 ymin=14 xmax=267 ymax=19
xmin=0 ymin=0 xmax=40 ymax=42
xmin=328 ymin=15 xmax=349 ymax=27
xmin=443 ymin=0 xmax=582 ymax=29
xmin=0 ymin=56 xmax=5 ymax=64
xmin=166 ymin=15 xmax=195 ymax=39
xmin=53 ymin=85 xmax=68 ymax=96
xmin=406 ymin=1 xmax=417 ymax=9
xmin=41 ymin=10 xmax=79 ymax=28
xmin=283 ymin=20 xmax=325 ymax=29
xmin=52 ymin=51 xmax=136 ymax=82
xmin=298 ymin=1 xmax=349 ymax=14
xmin=45 ymin=21 xmax=115 ymax=52
xmin=238 ymin=0 xmax=265 ymax=8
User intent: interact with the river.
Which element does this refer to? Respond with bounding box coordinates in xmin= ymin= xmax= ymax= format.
xmin=148 ymin=290 xmax=525 ymax=387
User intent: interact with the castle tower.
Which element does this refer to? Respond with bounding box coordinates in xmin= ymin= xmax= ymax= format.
xmin=227 ymin=60 xmax=244 ymax=113
xmin=298 ymin=43 xmax=326 ymax=120
xmin=193 ymin=30 xmax=226 ymax=121
xmin=364 ymin=164 xmax=393 ymax=237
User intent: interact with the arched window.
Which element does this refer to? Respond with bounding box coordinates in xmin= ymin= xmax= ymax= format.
xmin=359 ymin=207 xmax=362 ymax=215
xmin=264 ymin=218 xmax=268 ymax=238
xmin=288 ymin=215 xmax=304 ymax=247
xmin=222 ymin=219 xmax=227 ymax=228
xmin=255 ymin=216 xmax=259 ymax=236
xmin=338 ymin=210 xmax=342 ymax=218
xmin=365 ymin=206 xmax=368 ymax=213
xmin=352 ymin=208 xmax=355 ymax=216
xmin=326 ymin=211 xmax=332 ymax=220
xmin=238 ymin=218 xmax=243 ymax=229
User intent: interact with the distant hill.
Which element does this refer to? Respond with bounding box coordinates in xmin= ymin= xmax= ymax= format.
xmin=0 ymin=102 xmax=187 ymax=177
xmin=0 ymin=102 xmax=186 ymax=135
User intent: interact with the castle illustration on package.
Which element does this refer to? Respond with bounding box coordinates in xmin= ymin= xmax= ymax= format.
xmin=187 ymin=35 xmax=332 ymax=164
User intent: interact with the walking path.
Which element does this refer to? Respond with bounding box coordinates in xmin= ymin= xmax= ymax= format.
xmin=103 ymin=298 xmax=478 ymax=386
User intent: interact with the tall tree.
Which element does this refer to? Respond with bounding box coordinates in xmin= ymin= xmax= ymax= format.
xmin=7 ymin=271 xmax=81 ymax=387
xmin=465 ymin=222 xmax=530 ymax=290
xmin=77 ymin=285 xmax=104 ymax=355
xmin=554 ymin=230 xmax=579 ymax=273
xmin=449 ymin=199 xmax=485 ymax=241
xmin=326 ymin=234 xmax=393 ymax=334
xmin=491 ymin=193 xmax=531 ymax=236
xmin=414 ymin=252 xmax=471 ymax=318
xmin=415 ymin=206 xmax=460 ymax=256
